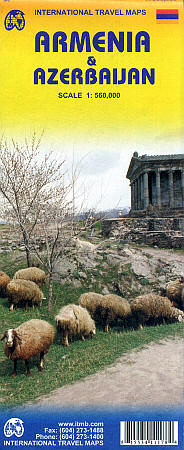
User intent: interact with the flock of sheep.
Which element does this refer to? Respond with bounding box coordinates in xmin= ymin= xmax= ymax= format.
xmin=0 ymin=267 xmax=184 ymax=377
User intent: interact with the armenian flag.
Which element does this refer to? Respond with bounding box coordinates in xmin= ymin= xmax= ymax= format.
xmin=156 ymin=9 xmax=179 ymax=23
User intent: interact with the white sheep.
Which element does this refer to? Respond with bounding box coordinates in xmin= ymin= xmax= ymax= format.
xmin=74 ymin=238 xmax=97 ymax=252
xmin=55 ymin=304 xmax=96 ymax=347
xmin=0 ymin=319 xmax=54 ymax=376
xmin=7 ymin=279 xmax=46 ymax=311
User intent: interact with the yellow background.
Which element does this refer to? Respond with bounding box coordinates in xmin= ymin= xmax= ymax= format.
xmin=0 ymin=0 xmax=183 ymax=143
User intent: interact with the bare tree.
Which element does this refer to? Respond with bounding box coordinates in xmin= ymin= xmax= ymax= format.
xmin=0 ymin=134 xmax=65 ymax=267
xmin=0 ymin=136 xmax=109 ymax=310
xmin=29 ymin=185 xmax=72 ymax=311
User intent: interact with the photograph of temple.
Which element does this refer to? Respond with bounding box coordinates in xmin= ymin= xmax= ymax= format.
xmin=102 ymin=152 xmax=184 ymax=248
xmin=127 ymin=152 xmax=184 ymax=213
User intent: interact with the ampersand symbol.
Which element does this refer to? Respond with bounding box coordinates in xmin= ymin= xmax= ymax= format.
xmin=87 ymin=56 xmax=96 ymax=66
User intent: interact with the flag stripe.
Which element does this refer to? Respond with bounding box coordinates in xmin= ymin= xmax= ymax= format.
xmin=156 ymin=9 xmax=178 ymax=13
xmin=156 ymin=20 xmax=178 ymax=24
xmin=156 ymin=14 xmax=178 ymax=19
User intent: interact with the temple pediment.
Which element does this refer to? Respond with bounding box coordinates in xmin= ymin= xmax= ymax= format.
xmin=127 ymin=152 xmax=184 ymax=211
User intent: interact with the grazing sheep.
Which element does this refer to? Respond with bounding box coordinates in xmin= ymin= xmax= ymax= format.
xmin=181 ymin=287 xmax=184 ymax=309
xmin=7 ymin=279 xmax=45 ymax=311
xmin=166 ymin=279 xmax=184 ymax=308
xmin=100 ymin=294 xmax=131 ymax=332
xmin=0 ymin=271 xmax=11 ymax=297
xmin=171 ymin=306 xmax=184 ymax=322
xmin=78 ymin=292 xmax=104 ymax=319
xmin=79 ymin=292 xmax=131 ymax=332
xmin=0 ymin=319 xmax=54 ymax=376
xmin=13 ymin=267 xmax=46 ymax=287
xmin=130 ymin=294 xmax=184 ymax=328
xmin=55 ymin=304 xmax=96 ymax=347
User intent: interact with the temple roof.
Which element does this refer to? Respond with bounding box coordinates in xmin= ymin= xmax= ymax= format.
xmin=126 ymin=152 xmax=184 ymax=180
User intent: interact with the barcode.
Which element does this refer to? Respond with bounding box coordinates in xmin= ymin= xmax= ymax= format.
xmin=120 ymin=421 xmax=178 ymax=445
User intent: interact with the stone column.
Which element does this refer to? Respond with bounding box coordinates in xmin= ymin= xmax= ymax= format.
xmin=156 ymin=170 xmax=161 ymax=207
xmin=136 ymin=179 xmax=139 ymax=210
xmin=143 ymin=172 xmax=149 ymax=209
xmin=141 ymin=174 xmax=144 ymax=209
xmin=134 ymin=180 xmax=138 ymax=210
xmin=139 ymin=175 xmax=142 ymax=209
xmin=181 ymin=170 xmax=184 ymax=207
xmin=169 ymin=170 xmax=174 ymax=208
xmin=138 ymin=177 xmax=141 ymax=210
xmin=132 ymin=182 xmax=135 ymax=209
xmin=131 ymin=183 xmax=134 ymax=209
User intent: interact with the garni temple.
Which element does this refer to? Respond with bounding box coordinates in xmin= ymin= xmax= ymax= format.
xmin=127 ymin=152 xmax=184 ymax=212
xmin=102 ymin=153 xmax=184 ymax=248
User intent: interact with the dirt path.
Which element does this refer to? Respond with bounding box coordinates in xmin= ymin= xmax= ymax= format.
xmin=140 ymin=246 xmax=184 ymax=263
xmin=28 ymin=338 xmax=183 ymax=409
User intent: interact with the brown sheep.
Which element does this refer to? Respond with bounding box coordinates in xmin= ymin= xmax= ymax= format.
xmin=130 ymin=294 xmax=184 ymax=329
xmin=79 ymin=292 xmax=131 ymax=332
xmin=0 ymin=271 xmax=11 ymax=297
xmin=55 ymin=304 xmax=96 ymax=347
xmin=181 ymin=287 xmax=184 ymax=309
xmin=101 ymin=294 xmax=131 ymax=332
xmin=78 ymin=292 xmax=104 ymax=319
xmin=7 ymin=279 xmax=45 ymax=311
xmin=166 ymin=279 xmax=184 ymax=308
xmin=13 ymin=267 xmax=46 ymax=287
xmin=0 ymin=319 xmax=54 ymax=376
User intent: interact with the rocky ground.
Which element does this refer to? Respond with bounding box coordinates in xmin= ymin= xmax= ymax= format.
xmin=0 ymin=225 xmax=183 ymax=297
xmin=53 ymin=236 xmax=184 ymax=299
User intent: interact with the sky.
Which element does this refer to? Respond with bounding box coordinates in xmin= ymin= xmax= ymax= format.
xmin=46 ymin=132 xmax=183 ymax=211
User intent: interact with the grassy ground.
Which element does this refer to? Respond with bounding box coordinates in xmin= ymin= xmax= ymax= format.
xmin=0 ymin=251 xmax=184 ymax=408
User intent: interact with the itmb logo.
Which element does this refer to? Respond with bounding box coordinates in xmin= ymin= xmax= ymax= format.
xmin=4 ymin=418 xmax=24 ymax=438
xmin=4 ymin=10 xmax=25 ymax=30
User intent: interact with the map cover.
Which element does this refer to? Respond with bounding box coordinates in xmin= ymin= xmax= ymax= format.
xmin=0 ymin=0 xmax=183 ymax=448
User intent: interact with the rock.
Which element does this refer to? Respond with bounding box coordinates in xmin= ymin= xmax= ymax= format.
xmin=72 ymin=279 xmax=82 ymax=288
xmin=102 ymin=287 xmax=110 ymax=295
xmin=78 ymin=271 xmax=87 ymax=279
xmin=102 ymin=262 xmax=109 ymax=269
xmin=131 ymin=260 xmax=154 ymax=281
xmin=107 ymin=254 xmax=123 ymax=265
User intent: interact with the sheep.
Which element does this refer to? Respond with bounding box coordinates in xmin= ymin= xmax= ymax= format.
xmin=130 ymin=294 xmax=184 ymax=329
xmin=0 ymin=271 xmax=11 ymax=297
xmin=181 ymin=287 xmax=184 ymax=309
xmin=79 ymin=292 xmax=131 ymax=332
xmin=0 ymin=319 xmax=54 ymax=376
xmin=74 ymin=238 xmax=97 ymax=252
xmin=13 ymin=267 xmax=46 ymax=287
xmin=7 ymin=279 xmax=46 ymax=311
xmin=78 ymin=292 xmax=104 ymax=317
xmin=100 ymin=294 xmax=131 ymax=332
xmin=55 ymin=304 xmax=96 ymax=347
xmin=166 ymin=279 xmax=184 ymax=308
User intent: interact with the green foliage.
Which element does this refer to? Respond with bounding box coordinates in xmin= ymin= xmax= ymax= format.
xmin=73 ymin=271 xmax=80 ymax=279
xmin=140 ymin=278 xmax=150 ymax=286
xmin=94 ymin=221 xmax=102 ymax=231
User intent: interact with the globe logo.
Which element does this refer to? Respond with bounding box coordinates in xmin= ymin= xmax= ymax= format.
xmin=4 ymin=10 xmax=25 ymax=31
xmin=4 ymin=418 xmax=24 ymax=438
